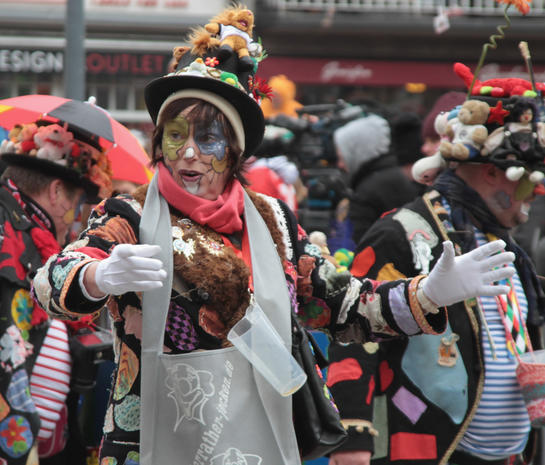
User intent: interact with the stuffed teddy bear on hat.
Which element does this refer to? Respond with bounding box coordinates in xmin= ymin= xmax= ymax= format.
xmin=189 ymin=5 xmax=256 ymax=70
xmin=439 ymin=100 xmax=490 ymax=160
xmin=34 ymin=124 xmax=74 ymax=163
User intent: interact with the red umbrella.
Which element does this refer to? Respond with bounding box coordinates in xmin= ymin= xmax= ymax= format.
xmin=0 ymin=94 xmax=153 ymax=185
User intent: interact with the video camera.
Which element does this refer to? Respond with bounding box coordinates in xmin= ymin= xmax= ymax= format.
xmin=257 ymin=100 xmax=365 ymax=233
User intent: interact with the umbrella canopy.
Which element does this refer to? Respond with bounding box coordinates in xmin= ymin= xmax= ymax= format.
xmin=0 ymin=94 xmax=153 ymax=185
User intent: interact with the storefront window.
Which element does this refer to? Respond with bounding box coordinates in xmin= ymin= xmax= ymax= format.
xmin=135 ymin=84 xmax=147 ymax=111
xmin=115 ymin=85 xmax=129 ymax=110
xmin=0 ymin=77 xmax=11 ymax=98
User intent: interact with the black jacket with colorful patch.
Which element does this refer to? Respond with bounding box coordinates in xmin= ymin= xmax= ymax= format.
xmin=0 ymin=182 xmax=58 ymax=465
xmin=328 ymin=190 xmax=544 ymax=465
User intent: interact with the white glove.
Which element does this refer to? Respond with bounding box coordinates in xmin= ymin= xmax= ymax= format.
xmin=422 ymin=240 xmax=515 ymax=307
xmin=95 ymin=244 xmax=167 ymax=295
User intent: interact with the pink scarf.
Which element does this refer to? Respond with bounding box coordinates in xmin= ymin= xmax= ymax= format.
xmin=157 ymin=163 xmax=244 ymax=234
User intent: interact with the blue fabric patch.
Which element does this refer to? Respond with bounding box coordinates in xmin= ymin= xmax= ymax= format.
xmin=7 ymin=370 xmax=36 ymax=413
xmin=401 ymin=323 xmax=468 ymax=424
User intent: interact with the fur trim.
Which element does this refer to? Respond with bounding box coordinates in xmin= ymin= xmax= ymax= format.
xmin=133 ymin=185 xmax=288 ymax=343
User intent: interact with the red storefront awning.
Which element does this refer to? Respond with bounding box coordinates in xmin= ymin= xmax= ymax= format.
xmin=258 ymin=58 xmax=545 ymax=88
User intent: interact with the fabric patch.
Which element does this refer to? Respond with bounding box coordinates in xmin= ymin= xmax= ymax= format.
xmin=372 ymin=395 xmax=388 ymax=460
xmin=376 ymin=263 xmax=407 ymax=281
xmin=103 ymin=405 xmax=114 ymax=434
xmin=63 ymin=237 xmax=90 ymax=251
xmin=0 ymin=395 xmax=9 ymax=422
xmin=51 ymin=262 xmax=75 ymax=291
xmin=363 ymin=342 xmax=378 ymax=354
xmin=326 ymin=358 xmax=362 ymax=387
xmin=101 ymin=458 xmax=118 ymax=465
xmin=123 ymin=306 xmax=142 ymax=341
xmin=165 ymin=302 xmax=199 ymax=351
xmin=358 ymin=293 xmax=396 ymax=336
xmin=401 ymin=325 xmax=468 ymax=424
xmin=123 ymin=450 xmax=139 ymax=465
xmin=337 ymin=277 xmax=363 ymax=324
xmin=0 ymin=325 xmax=30 ymax=372
xmin=297 ymin=297 xmax=330 ymax=329
xmin=7 ymin=370 xmax=36 ymax=413
xmin=351 ymin=246 xmax=376 ymax=278
xmin=379 ymin=360 xmax=394 ymax=391
xmin=366 ymin=376 xmax=375 ymax=405
xmin=392 ymin=386 xmax=427 ymax=424
xmin=114 ymin=344 xmax=139 ymax=401
xmin=388 ymin=283 xmax=419 ymax=336
xmin=0 ymin=415 xmax=33 ymax=458
xmin=114 ymin=395 xmax=140 ymax=432
xmin=11 ymin=289 xmax=33 ymax=332
xmin=393 ymin=209 xmax=438 ymax=275
xmin=390 ymin=432 xmax=437 ymax=461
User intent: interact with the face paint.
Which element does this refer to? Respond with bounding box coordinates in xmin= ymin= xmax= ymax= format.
xmin=184 ymin=147 xmax=195 ymax=159
xmin=63 ymin=208 xmax=75 ymax=225
xmin=194 ymin=120 xmax=228 ymax=162
xmin=515 ymin=175 xmax=536 ymax=201
xmin=494 ymin=190 xmax=512 ymax=210
xmin=162 ymin=114 xmax=190 ymax=161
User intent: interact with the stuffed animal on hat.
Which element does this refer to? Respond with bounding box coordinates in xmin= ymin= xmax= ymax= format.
xmin=0 ymin=125 xmax=22 ymax=153
xmin=16 ymin=123 xmax=38 ymax=154
xmin=0 ymin=123 xmax=38 ymax=155
xmin=34 ymin=124 xmax=73 ymax=163
xmin=413 ymin=105 xmax=465 ymax=185
xmin=455 ymin=62 xmax=545 ymax=98
xmin=482 ymin=98 xmax=545 ymax=183
xmin=439 ymin=100 xmax=490 ymax=160
xmin=190 ymin=5 xmax=256 ymax=70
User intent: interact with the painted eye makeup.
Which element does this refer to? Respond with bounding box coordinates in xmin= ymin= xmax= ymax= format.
xmin=162 ymin=115 xmax=190 ymax=161
xmin=194 ymin=120 xmax=227 ymax=161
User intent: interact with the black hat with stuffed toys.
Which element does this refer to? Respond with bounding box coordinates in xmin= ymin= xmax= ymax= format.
xmin=412 ymin=61 xmax=545 ymax=187
xmin=0 ymin=120 xmax=113 ymax=201
xmin=145 ymin=5 xmax=270 ymax=159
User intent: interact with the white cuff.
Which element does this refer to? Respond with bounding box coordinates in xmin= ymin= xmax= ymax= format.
xmin=79 ymin=262 xmax=108 ymax=302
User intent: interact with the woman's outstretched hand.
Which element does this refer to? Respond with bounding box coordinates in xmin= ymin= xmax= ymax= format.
xmin=422 ymin=240 xmax=515 ymax=307
xmin=90 ymin=244 xmax=167 ymax=296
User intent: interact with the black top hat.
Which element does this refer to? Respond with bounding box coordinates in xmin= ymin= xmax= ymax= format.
xmin=1 ymin=120 xmax=113 ymax=201
xmin=144 ymin=7 xmax=266 ymax=158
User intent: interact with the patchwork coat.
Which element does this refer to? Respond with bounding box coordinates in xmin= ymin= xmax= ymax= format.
xmin=33 ymin=186 xmax=447 ymax=464
xmin=328 ymin=190 xmax=544 ymax=465
xmin=0 ymin=181 xmax=62 ymax=465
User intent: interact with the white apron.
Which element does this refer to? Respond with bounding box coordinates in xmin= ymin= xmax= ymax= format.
xmin=139 ymin=173 xmax=301 ymax=465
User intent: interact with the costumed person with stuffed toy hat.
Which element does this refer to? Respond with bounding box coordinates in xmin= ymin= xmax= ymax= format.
xmin=33 ymin=6 xmax=516 ymax=465
xmin=0 ymin=120 xmax=112 ymax=465
xmin=327 ymin=53 xmax=545 ymax=465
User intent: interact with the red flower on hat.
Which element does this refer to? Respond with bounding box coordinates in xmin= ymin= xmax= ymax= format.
xmin=496 ymin=0 xmax=531 ymax=14
xmin=205 ymin=57 xmax=219 ymax=67
xmin=251 ymin=76 xmax=274 ymax=100
xmin=487 ymin=100 xmax=511 ymax=125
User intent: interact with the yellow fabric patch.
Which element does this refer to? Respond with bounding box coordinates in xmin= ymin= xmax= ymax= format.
xmin=376 ymin=263 xmax=407 ymax=281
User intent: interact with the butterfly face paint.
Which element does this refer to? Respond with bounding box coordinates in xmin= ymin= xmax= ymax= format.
xmin=162 ymin=114 xmax=190 ymax=161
